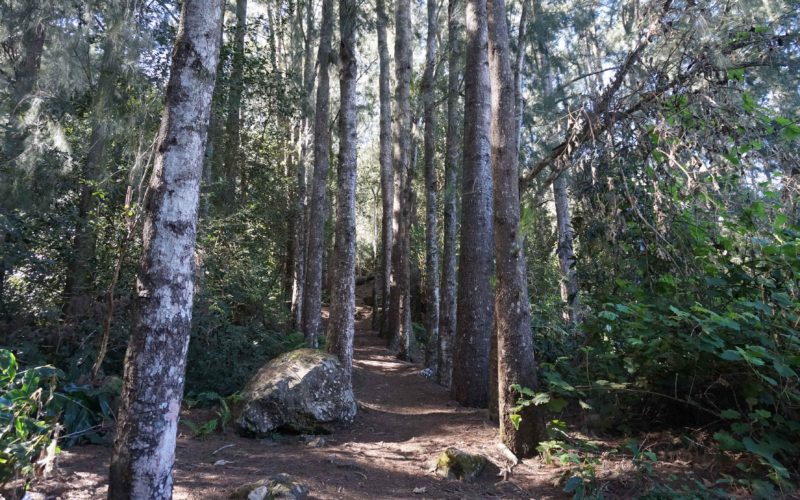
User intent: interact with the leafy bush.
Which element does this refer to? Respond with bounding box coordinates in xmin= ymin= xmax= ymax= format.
xmin=0 ymin=349 xmax=120 ymax=488
xmin=181 ymin=391 xmax=240 ymax=438
xmin=0 ymin=350 xmax=60 ymax=487
xmin=527 ymin=207 xmax=800 ymax=493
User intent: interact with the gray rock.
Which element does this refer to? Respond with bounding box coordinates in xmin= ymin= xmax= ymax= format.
xmin=434 ymin=447 xmax=487 ymax=482
xmin=231 ymin=474 xmax=309 ymax=500
xmin=236 ymin=348 xmax=357 ymax=436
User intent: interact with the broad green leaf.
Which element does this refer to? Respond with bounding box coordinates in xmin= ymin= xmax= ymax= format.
xmin=720 ymin=350 xmax=742 ymax=361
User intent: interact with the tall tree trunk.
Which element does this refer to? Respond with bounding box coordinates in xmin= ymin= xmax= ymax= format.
xmin=203 ymin=10 xmax=227 ymax=217
xmin=292 ymin=0 xmax=318 ymax=330
xmin=553 ymin=173 xmax=580 ymax=325
xmin=488 ymin=0 xmax=545 ymax=456
xmin=291 ymin=132 xmax=307 ymax=328
xmin=302 ymin=0 xmax=334 ymax=348
xmin=283 ymin=133 xmax=297 ymax=312
xmin=422 ymin=0 xmax=440 ymax=372
xmin=63 ymin=27 xmax=122 ymax=320
xmin=538 ymin=34 xmax=581 ymax=326
xmin=0 ymin=258 xmax=5 ymax=317
xmin=438 ymin=0 xmax=463 ymax=389
xmin=387 ymin=0 xmax=414 ymax=360
xmin=376 ymin=0 xmax=393 ymax=337
xmin=513 ymin=0 xmax=529 ymax=146
xmin=107 ymin=0 xmax=223 ymax=496
xmin=222 ymin=0 xmax=247 ymax=208
xmin=451 ymin=0 xmax=493 ymax=408
xmin=489 ymin=5 xmax=529 ymax=414
xmin=327 ymin=0 xmax=358 ymax=386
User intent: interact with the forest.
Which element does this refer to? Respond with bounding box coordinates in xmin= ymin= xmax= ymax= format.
xmin=0 ymin=0 xmax=798 ymax=497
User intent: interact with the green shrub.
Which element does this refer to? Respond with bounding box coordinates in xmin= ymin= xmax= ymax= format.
xmin=0 ymin=350 xmax=60 ymax=488
xmin=0 ymin=349 xmax=121 ymax=488
xmin=523 ymin=207 xmax=799 ymax=494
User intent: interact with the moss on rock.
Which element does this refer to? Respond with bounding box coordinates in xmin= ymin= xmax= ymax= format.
xmin=230 ymin=474 xmax=309 ymax=500
xmin=434 ymin=447 xmax=487 ymax=482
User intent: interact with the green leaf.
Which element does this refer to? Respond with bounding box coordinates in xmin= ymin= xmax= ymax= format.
xmin=727 ymin=68 xmax=745 ymax=82
xmin=599 ymin=310 xmax=618 ymax=321
xmin=547 ymin=398 xmax=569 ymax=412
xmin=563 ymin=476 xmax=584 ymax=493
xmin=780 ymin=123 xmax=800 ymax=141
xmin=773 ymin=360 xmax=797 ymax=378
xmin=714 ymin=431 xmax=742 ymax=451
xmin=532 ymin=392 xmax=551 ymax=405
xmin=510 ymin=413 xmax=521 ymax=430
xmin=511 ymin=384 xmax=536 ymax=397
xmin=720 ymin=350 xmax=742 ymax=361
xmin=720 ymin=409 xmax=741 ymax=419
xmin=741 ymin=92 xmax=755 ymax=112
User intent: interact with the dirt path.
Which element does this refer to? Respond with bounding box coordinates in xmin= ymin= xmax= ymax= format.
xmin=33 ymin=285 xmax=563 ymax=499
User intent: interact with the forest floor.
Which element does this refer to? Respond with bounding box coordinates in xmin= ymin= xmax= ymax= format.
xmin=26 ymin=283 xmax=720 ymax=499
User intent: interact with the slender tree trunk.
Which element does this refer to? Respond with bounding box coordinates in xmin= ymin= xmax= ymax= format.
xmin=438 ymin=0 xmax=463 ymax=389
xmin=327 ymin=0 xmax=358 ymax=386
xmin=63 ymin=32 xmax=121 ymax=320
xmin=513 ymin=0 xmax=529 ymax=147
xmin=222 ymin=0 xmax=247 ymax=208
xmin=388 ymin=0 xmax=414 ymax=360
xmin=283 ymin=136 xmax=297 ymax=312
xmin=107 ymin=0 xmax=223 ymax=496
xmin=451 ymin=0 xmax=493 ymax=408
xmin=553 ymin=173 xmax=580 ymax=324
xmin=291 ymin=135 xmax=307 ymax=328
xmin=488 ymin=0 xmax=545 ymax=456
xmin=0 ymin=258 xmax=5 ymax=316
xmin=302 ymin=0 xmax=334 ymax=348
xmin=538 ymin=35 xmax=581 ymax=326
xmin=292 ymin=0 xmax=318 ymax=330
xmin=376 ymin=0 xmax=394 ymax=337
xmin=203 ymin=10 xmax=226 ymax=216
xmin=0 ymin=244 xmax=7 ymax=317
xmin=422 ymin=0 xmax=440 ymax=371
xmin=91 ymin=186 xmax=137 ymax=382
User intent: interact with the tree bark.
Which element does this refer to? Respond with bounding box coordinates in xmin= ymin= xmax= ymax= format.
xmin=326 ymin=0 xmax=358 ymax=387
xmin=107 ymin=0 xmax=223 ymax=496
xmin=376 ymin=0 xmax=394 ymax=337
xmin=302 ymin=0 xmax=334 ymax=348
xmin=63 ymin=30 xmax=121 ymax=320
xmin=292 ymin=0 xmax=318 ymax=330
xmin=451 ymin=0 xmax=493 ymax=408
xmin=487 ymin=0 xmax=545 ymax=456
xmin=422 ymin=0 xmax=440 ymax=372
xmin=387 ymin=0 xmax=414 ymax=360
xmin=513 ymin=0 xmax=529 ymax=147
xmin=222 ymin=0 xmax=248 ymax=208
xmin=553 ymin=173 xmax=580 ymax=325
xmin=438 ymin=0 xmax=463 ymax=389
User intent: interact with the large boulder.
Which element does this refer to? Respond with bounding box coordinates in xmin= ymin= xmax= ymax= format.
xmin=236 ymin=348 xmax=357 ymax=436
